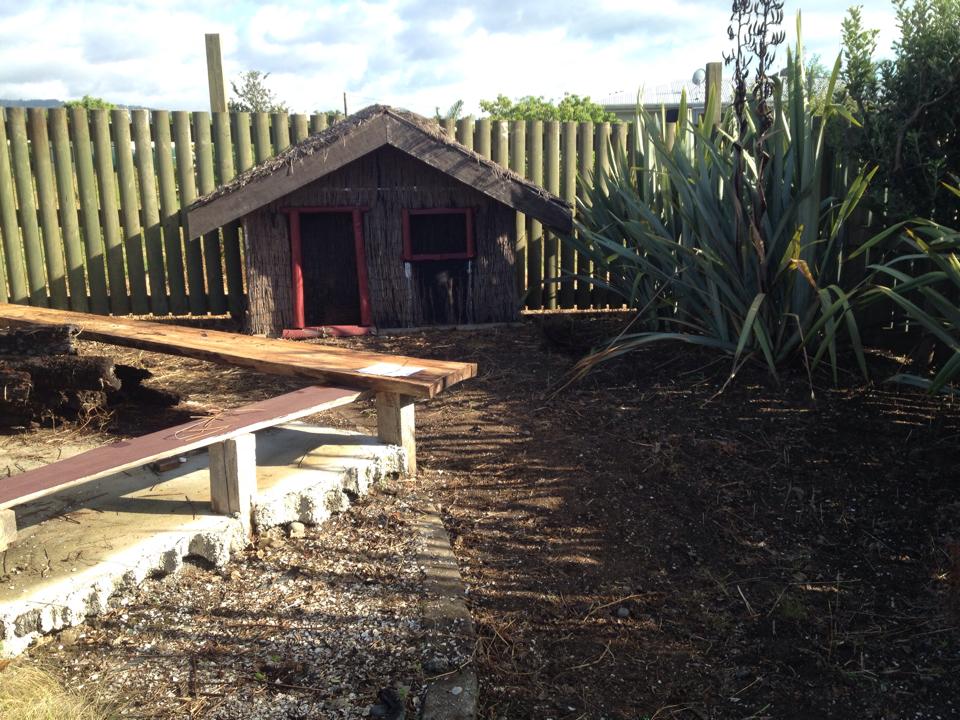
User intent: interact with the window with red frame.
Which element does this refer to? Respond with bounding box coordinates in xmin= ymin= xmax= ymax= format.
xmin=402 ymin=208 xmax=475 ymax=261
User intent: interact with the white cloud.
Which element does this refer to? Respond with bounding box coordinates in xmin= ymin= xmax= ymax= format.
xmin=0 ymin=0 xmax=901 ymax=114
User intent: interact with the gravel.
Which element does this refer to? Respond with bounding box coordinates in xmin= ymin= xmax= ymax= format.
xmin=28 ymin=477 xmax=430 ymax=719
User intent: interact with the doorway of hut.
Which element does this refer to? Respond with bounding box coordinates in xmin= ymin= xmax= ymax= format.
xmin=297 ymin=210 xmax=371 ymax=332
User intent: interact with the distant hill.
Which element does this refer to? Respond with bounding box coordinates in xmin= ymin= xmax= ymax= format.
xmin=0 ymin=99 xmax=63 ymax=108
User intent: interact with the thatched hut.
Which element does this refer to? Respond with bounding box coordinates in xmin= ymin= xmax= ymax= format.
xmin=186 ymin=105 xmax=572 ymax=337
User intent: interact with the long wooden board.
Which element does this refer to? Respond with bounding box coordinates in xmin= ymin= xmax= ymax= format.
xmin=0 ymin=305 xmax=476 ymax=398
xmin=0 ymin=385 xmax=362 ymax=511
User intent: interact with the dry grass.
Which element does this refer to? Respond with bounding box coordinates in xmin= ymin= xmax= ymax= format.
xmin=0 ymin=661 xmax=116 ymax=720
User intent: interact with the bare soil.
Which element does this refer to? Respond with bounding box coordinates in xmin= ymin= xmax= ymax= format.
xmin=4 ymin=316 xmax=959 ymax=719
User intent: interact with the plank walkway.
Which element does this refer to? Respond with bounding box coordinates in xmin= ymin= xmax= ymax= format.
xmin=0 ymin=385 xmax=361 ymax=511
xmin=0 ymin=305 xmax=476 ymax=398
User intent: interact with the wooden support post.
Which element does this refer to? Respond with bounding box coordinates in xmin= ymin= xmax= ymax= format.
xmin=376 ymin=392 xmax=416 ymax=476
xmin=209 ymin=433 xmax=257 ymax=533
xmin=205 ymin=33 xmax=228 ymax=113
xmin=0 ymin=508 xmax=17 ymax=551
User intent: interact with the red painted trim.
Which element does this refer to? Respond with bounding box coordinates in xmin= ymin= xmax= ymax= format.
xmin=352 ymin=208 xmax=373 ymax=327
xmin=401 ymin=208 xmax=412 ymax=260
xmin=289 ymin=211 xmax=305 ymax=329
xmin=287 ymin=206 xmax=373 ymax=328
xmin=466 ymin=207 xmax=476 ymax=257
xmin=401 ymin=207 xmax=476 ymax=261
xmin=406 ymin=208 xmax=472 ymax=216
xmin=402 ymin=252 xmax=474 ymax=261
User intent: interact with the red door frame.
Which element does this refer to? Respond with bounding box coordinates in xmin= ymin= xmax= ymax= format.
xmin=281 ymin=207 xmax=372 ymax=329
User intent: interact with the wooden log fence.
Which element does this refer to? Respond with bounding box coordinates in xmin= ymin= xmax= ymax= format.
xmin=0 ymin=106 xmax=868 ymax=318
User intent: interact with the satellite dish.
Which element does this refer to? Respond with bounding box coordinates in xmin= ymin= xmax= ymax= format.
xmin=692 ymin=68 xmax=706 ymax=86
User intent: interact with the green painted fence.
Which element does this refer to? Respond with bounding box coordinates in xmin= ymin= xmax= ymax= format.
xmin=0 ymin=106 xmax=707 ymax=316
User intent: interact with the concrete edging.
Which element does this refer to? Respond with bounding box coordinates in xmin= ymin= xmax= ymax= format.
xmin=0 ymin=425 xmax=404 ymax=657
xmin=418 ymin=503 xmax=478 ymax=720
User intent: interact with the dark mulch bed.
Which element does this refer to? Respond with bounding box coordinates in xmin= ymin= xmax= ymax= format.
xmin=334 ymin=317 xmax=960 ymax=720
xmin=8 ymin=316 xmax=958 ymax=719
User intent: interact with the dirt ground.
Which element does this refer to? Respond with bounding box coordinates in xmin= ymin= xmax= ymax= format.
xmin=3 ymin=316 xmax=959 ymax=719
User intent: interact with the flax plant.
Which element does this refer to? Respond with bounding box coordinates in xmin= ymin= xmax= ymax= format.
xmin=567 ymin=18 xmax=891 ymax=384
xmin=856 ymin=208 xmax=960 ymax=393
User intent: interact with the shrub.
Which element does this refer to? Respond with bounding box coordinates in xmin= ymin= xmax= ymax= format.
xmin=839 ymin=1 xmax=960 ymax=227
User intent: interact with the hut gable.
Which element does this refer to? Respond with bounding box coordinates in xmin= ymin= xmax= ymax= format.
xmin=186 ymin=105 xmax=572 ymax=238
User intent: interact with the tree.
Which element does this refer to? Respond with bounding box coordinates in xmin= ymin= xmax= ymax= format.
xmin=63 ymin=95 xmax=116 ymax=110
xmin=839 ymin=0 xmax=960 ymax=226
xmin=434 ymin=100 xmax=465 ymax=123
xmin=228 ymin=71 xmax=289 ymax=113
xmin=479 ymin=93 xmax=617 ymax=122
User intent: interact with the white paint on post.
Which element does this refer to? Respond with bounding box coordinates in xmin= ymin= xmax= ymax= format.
xmin=0 ymin=508 xmax=17 ymax=551
xmin=209 ymin=433 xmax=257 ymax=533
xmin=376 ymin=391 xmax=416 ymax=476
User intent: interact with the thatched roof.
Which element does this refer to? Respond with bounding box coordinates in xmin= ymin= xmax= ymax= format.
xmin=186 ymin=105 xmax=572 ymax=238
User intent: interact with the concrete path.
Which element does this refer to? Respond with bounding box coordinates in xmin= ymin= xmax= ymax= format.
xmin=0 ymin=423 xmax=404 ymax=656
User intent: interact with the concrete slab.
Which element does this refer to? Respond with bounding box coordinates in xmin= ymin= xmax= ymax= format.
xmin=0 ymin=423 xmax=404 ymax=657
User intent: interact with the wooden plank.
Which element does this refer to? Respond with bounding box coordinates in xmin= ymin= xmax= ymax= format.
xmin=510 ymin=120 xmax=526 ymax=301
xmin=8 ymin=107 xmax=48 ymax=307
xmin=91 ymin=109 xmax=129 ymax=314
xmin=527 ymin=120 xmax=544 ymax=310
xmin=132 ymin=109 xmax=169 ymax=315
xmin=0 ymin=108 xmax=26 ymax=304
xmin=560 ymin=120 xmax=577 ymax=309
xmin=576 ymin=121 xmax=594 ymax=309
xmin=154 ymin=110 xmax=189 ymax=314
xmin=544 ymin=121 xmax=560 ymax=310
xmin=27 ymin=108 xmax=69 ymax=309
xmin=70 ymin=107 xmax=110 ymax=313
xmin=0 ymin=304 xmax=478 ymax=399
xmin=112 ymin=109 xmax=150 ymax=314
xmin=213 ymin=111 xmax=244 ymax=318
xmin=209 ymin=433 xmax=256 ymax=531
xmin=376 ymin=391 xmax=416 ymax=476
xmin=49 ymin=108 xmax=89 ymax=312
xmin=173 ymin=110 xmax=206 ymax=313
xmin=193 ymin=111 xmax=227 ymax=314
xmin=0 ymin=384 xmax=362 ymax=511
xmin=272 ymin=111 xmax=290 ymax=152
xmin=252 ymin=112 xmax=271 ymax=163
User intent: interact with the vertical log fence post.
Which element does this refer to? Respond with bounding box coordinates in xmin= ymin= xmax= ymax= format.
xmin=704 ymin=61 xmax=723 ymax=134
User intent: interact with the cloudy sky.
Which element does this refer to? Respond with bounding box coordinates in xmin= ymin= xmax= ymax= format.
xmin=0 ymin=0 xmax=899 ymax=115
